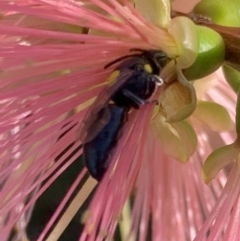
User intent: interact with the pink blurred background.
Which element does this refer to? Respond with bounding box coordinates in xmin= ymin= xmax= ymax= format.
xmin=172 ymin=0 xmax=201 ymax=13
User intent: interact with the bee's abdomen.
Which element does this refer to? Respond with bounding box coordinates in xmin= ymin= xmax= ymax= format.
xmin=83 ymin=104 xmax=128 ymax=181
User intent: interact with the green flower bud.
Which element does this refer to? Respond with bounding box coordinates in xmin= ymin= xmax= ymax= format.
xmin=183 ymin=26 xmax=225 ymax=80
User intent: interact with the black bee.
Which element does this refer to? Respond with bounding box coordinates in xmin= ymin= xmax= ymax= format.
xmin=80 ymin=49 xmax=169 ymax=181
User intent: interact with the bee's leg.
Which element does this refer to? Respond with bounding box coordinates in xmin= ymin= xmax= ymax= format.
xmin=153 ymin=75 xmax=164 ymax=86
xmin=122 ymin=89 xmax=151 ymax=108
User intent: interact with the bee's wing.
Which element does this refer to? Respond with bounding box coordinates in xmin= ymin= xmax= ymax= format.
xmin=78 ymin=70 xmax=133 ymax=143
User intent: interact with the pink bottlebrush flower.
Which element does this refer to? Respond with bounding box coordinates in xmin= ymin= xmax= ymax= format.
xmin=0 ymin=0 xmax=236 ymax=241
xmin=194 ymin=161 xmax=240 ymax=241
xmin=193 ymin=73 xmax=240 ymax=241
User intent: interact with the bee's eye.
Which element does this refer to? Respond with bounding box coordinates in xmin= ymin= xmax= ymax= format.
xmin=156 ymin=56 xmax=169 ymax=67
xmin=132 ymin=63 xmax=144 ymax=72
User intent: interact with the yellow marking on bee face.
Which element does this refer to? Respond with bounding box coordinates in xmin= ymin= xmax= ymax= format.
xmin=107 ymin=70 xmax=120 ymax=85
xmin=144 ymin=64 xmax=152 ymax=73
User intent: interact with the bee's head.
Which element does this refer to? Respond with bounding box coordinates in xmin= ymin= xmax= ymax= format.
xmin=104 ymin=49 xmax=171 ymax=73
xmin=138 ymin=49 xmax=170 ymax=75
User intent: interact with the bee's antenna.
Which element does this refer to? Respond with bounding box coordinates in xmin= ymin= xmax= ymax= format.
xmin=104 ymin=54 xmax=140 ymax=69
xmin=129 ymin=48 xmax=145 ymax=53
